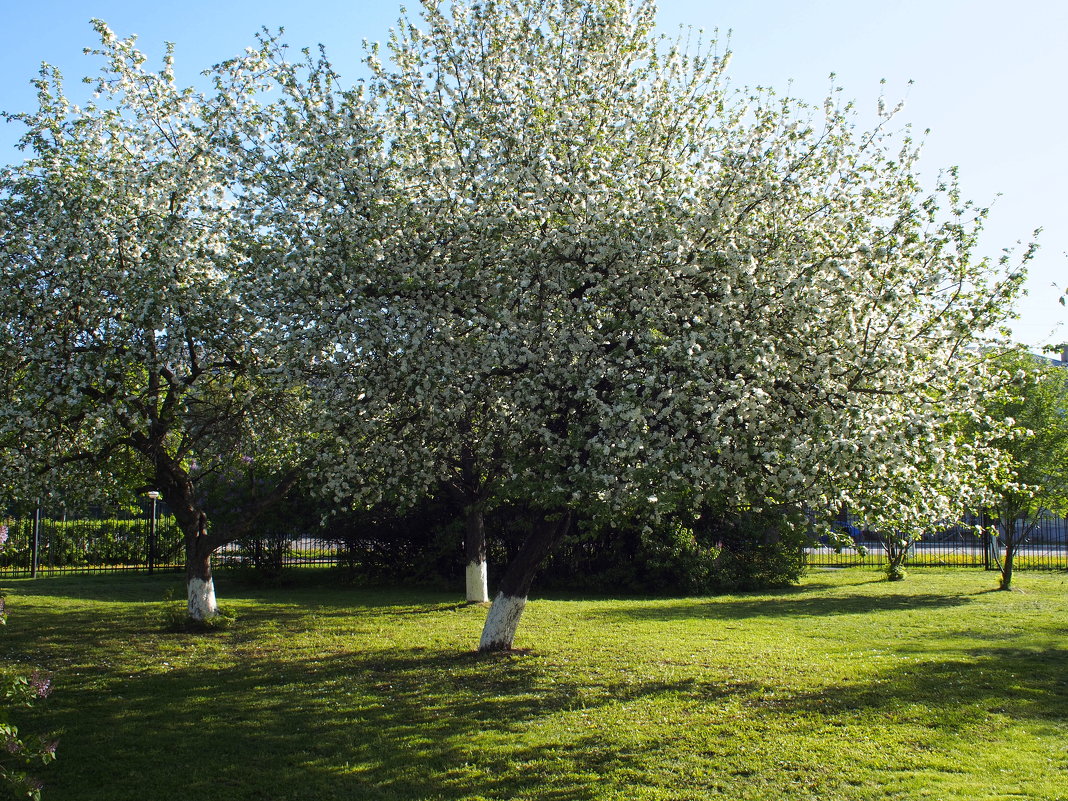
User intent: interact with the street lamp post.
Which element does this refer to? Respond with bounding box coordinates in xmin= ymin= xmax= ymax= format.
xmin=147 ymin=491 xmax=160 ymax=575
xmin=30 ymin=500 xmax=41 ymax=579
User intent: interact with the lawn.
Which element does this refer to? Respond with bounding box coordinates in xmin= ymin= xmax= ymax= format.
xmin=2 ymin=568 xmax=1066 ymax=800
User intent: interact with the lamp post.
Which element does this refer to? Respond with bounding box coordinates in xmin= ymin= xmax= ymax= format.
xmin=147 ymin=491 xmax=161 ymax=575
xmin=30 ymin=500 xmax=41 ymax=579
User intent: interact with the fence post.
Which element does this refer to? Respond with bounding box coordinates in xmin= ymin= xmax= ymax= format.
xmin=982 ymin=510 xmax=998 ymax=571
xmin=147 ymin=491 xmax=160 ymax=575
xmin=30 ymin=502 xmax=41 ymax=578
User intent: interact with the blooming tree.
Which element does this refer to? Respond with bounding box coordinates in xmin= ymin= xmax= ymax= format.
xmin=229 ymin=36 xmax=518 ymax=603
xmin=0 ymin=24 xmax=306 ymax=620
xmin=280 ymin=0 xmax=1025 ymax=650
xmin=980 ymin=349 xmax=1068 ymax=590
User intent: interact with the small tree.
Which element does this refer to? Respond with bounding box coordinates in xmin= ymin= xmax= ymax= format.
xmin=982 ymin=350 xmax=1068 ymax=590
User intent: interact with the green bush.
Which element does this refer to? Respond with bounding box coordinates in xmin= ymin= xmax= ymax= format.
xmin=698 ymin=510 xmax=809 ymax=591
xmin=1 ymin=529 xmax=58 ymax=799
xmin=313 ymin=500 xmax=806 ymax=596
xmin=539 ymin=518 xmax=718 ymax=595
xmin=322 ymin=498 xmax=462 ymax=586
xmin=541 ymin=507 xmax=808 ymax=595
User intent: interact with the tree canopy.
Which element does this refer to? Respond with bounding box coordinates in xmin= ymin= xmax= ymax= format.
xmin=981 ymin=348 xmax=1068 ymax=589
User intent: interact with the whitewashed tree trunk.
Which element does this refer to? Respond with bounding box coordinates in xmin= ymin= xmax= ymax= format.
xmin=466 ymin=559 xmax=489 ymax=603
xmin=464 ymin=504 xmax=490 ymax=603
xmin=185 ymin=541 xmax=219 ymax=621
xmin=479 ymin=592 xmax=526 ymax=650
xmin=477 ymin=510 xmax=572 ymax=652
xmin=187 ymin=575 xmax=219 ymax=620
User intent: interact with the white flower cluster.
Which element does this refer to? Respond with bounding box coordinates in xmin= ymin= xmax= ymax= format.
xmin=233 ymin=0 xmax=1027 ymax=538
xmin=1 ymin=1 xmax=1031 ymax=552
xmin=0 ymin=22 xmax=311 ymax=523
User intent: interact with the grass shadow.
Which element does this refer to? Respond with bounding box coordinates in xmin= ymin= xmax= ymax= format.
xmin=7 ymin=572 xmax=1066 ymax=800
xmin=589 ymin=590 xmax=978 ymax=623
xmin=1 ymin=571 xmax=185 ymax=602
xmin=27 ymin=641 xmax=754 ymax=801
xmin=27 ymin=631 xmax=1065 ymax=801
xmin=1 ymin=570 xmax=469 ymax=615
xmin=762 ymin=644 xmax=1068 ymax=730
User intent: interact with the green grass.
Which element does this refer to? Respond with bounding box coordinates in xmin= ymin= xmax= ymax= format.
xmin=2 ymin=568 xmax=1067 ymax=800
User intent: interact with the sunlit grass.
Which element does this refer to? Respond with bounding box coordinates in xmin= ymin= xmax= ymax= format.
xmin=2 ymin=568 xmax=1066 ymax=800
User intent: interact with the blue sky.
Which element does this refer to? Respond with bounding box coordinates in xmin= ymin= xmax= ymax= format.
xmin=2 ymin=0 xmax=1064 ymax=351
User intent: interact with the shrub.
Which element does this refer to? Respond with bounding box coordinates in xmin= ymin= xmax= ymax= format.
xmin=1 ymin=526 xmax=58 ymax=799
xmin=322 ymin=497 xmax=463 ymax=586
xmin=540 ymin=517 xmax=721 ymax=595
xmin=695 ymin=509 xmax=809 ymax=591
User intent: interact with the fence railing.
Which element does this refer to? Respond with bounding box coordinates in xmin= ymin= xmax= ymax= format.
xmin=806 ymin=512 xmax=1068 ymax=570
xmin=214 ymin=535 xmax=343 ymax=575
xmin=0 ymin=504 xmax=344 ymax=578
xmin=4 ymin=507 xmax=1068 ymax=578
xmin=0 ymin=505 xmax=186 ymax=577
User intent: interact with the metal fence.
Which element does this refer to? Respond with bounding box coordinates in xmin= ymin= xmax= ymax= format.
xmin=213 ymin=535 xmax=343 ymax=575
xmin=4 ymin=505 xmax=1068 ymax=578
xmin=0 ymin=503 xmax=342 ymax=578
xmin=0 ymin=503 xmax=183 ymax=577
xmin=806 ymin=512 xmax=1068 ymax=570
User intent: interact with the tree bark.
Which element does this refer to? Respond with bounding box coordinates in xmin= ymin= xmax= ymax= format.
xmin=464 ymin=504 xmax=489 ymax=603
xmin=151 ymin=459 xmax=218 ymax=620
xmin=185 ymin=525 xmax=219 ymax=621
xmin=1000 ymin=545 xmax=1016 ymax=591
xmin=999 ymin=516 xmax=1020 ymax=591
xmin=478 ymin=509 xmax=572 ymax=652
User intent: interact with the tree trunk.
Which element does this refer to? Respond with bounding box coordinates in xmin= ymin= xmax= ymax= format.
xmin=444 ymin=446 xmax=491 ymax=603
xmin=1000 ymin=545 xmax=1016 ymax=591
xmin=1001 ymin=510 xmax=1044 ymax=591
xmin=465 ymin=504 xmax=489 ymax=603
xmin=157 ymin=458 xmax=300 ymax=620
xmin=999 ymin=516 xmax=1018 ymax=591
xmin=175 ymin=503 xmax=219 ymax=621
xmin=478 ymin=510 xmax=572 ymax=652
xmin=186 ymin=529 xmax=219 ymax=621
xmin=885 ymin=537 xmax=908 ymax=581
xmin=154 ymin=461 xmax=220 ymax=621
